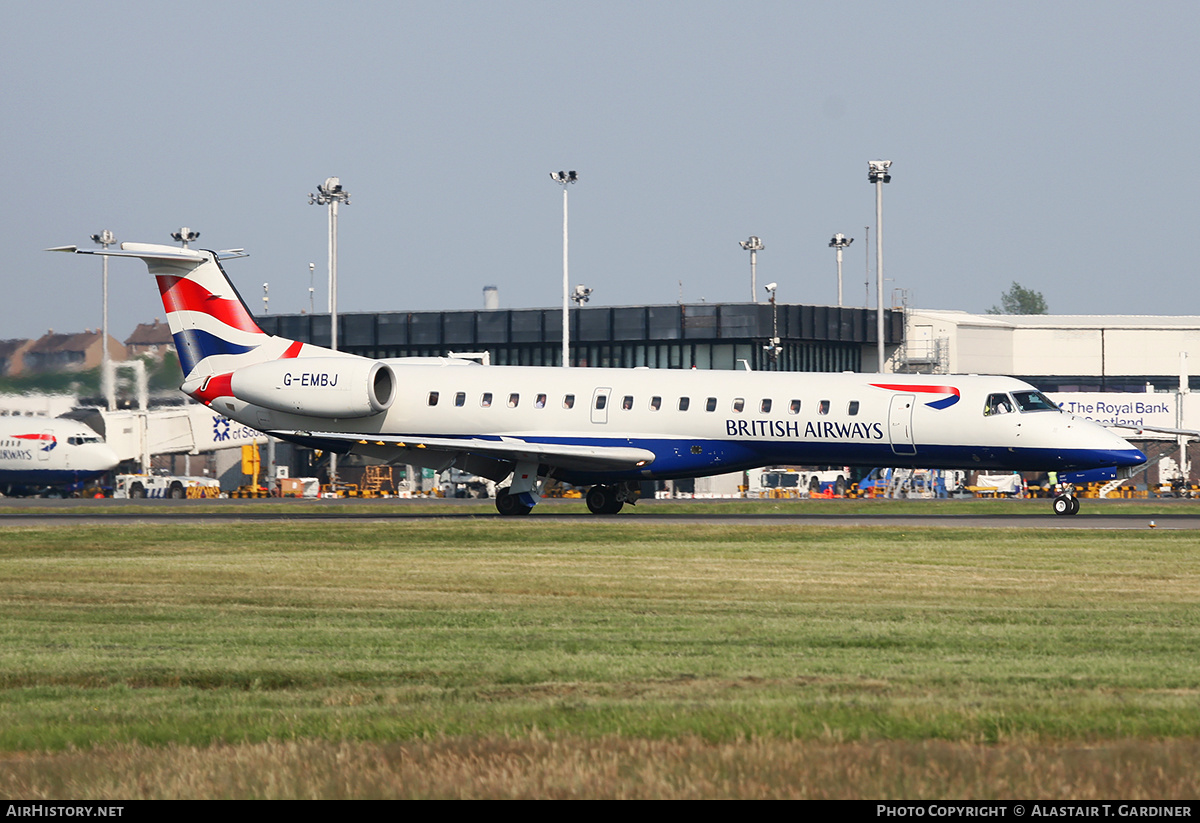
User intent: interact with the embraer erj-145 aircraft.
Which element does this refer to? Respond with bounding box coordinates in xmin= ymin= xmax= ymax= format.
xmin=0 ymin=416 xmax=119 ymax=497
xmin=51 ymin=242 xmax=1146 ymax=515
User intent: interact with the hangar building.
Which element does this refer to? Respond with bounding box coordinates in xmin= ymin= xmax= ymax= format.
xmin=898 ymin=310 xmax=1200 ymax=393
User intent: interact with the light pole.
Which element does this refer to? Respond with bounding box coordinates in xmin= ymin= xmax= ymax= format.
xmin=740 ymin=236 xmax=764 ymax=302
xmin=309 ymin=177 xmax=350 ymax=347
xmin=550 ymin=171 xmax=577 ymax=367
xmin=864 ymin=225 xmax=870 ymax=307
xmin=763 ymin=282 xmax=781 ymax=365
xmin=308 ymin=262 xmax=315 ymax=315
xmin=309 ymin=177 xmax=350 ymax=488
xmin=829 ymin=233 xmax=853 ymax=307
xmin=171 ymin=227 xmax=200 ymax=248
xmin=868 ymin=161 xmax=891 ymax=371
xmin=91 ymin=230 xmax=116 ymax=411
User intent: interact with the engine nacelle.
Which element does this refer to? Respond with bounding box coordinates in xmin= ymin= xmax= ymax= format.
xmin=229 ymin=357 xmax=396 ymax=419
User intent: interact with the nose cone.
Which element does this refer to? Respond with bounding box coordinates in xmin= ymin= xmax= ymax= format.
xmin=1097 ymin=427 xmax=1147 ymax=468
xmin=89 ymin=444 xmax=121 ymax=473
xmin=1109 ymin=446 xmax=1148 ymax=467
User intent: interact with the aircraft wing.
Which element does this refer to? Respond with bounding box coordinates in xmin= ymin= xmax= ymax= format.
xmin=271 ymin=430 xmax=656 ymax=473
xmin=1111 ymin=423 xmax=1200 ymax=438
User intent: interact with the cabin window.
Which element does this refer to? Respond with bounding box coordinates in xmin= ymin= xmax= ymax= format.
xmin=760 ymin=399 xmax=772 ymax=414
xmin=732 ymin=397 xmax=745 ymax=413
xmin=789 ymin=399 xmax=801 ymax=415
xmin=535 ymin=393 xmax=547 ymax=409
xmin=678 ymin=397 xmax=690 ymax=411
xmin=649 ymin=396 xmax=662 ymax=411
xmin=848 ymin=401 xmax=860 ymax=415
xmin=622 ymin=395 xmax=634 ymax=410
xmin=427 ymin=391 xmax=439 ymax=406
xmin=455 ymin=392 xmax=466 ymax=407
xmin=984 ymin=393 xmax=1014 ymax=416
xmin=507 ymin=393 xmax=519 ymax=408
xmin=818 ymin=400 xmax=830 ymax=415
xmin=481 ymin=392 xmax=493 ymax=408
xmin=563 ymin=394 xmax=575 ymax=409
xmin=705 ymin=397 xmax=717 ymax=412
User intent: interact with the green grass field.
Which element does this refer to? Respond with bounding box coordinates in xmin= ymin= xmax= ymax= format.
xmin=0 ymin=519 xmax=1197 ymax=798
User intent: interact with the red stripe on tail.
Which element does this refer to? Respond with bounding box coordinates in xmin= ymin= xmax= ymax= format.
xmin=156 ymin=275 xmax=263 ymax=334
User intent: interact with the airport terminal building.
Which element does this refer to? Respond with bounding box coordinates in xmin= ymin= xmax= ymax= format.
xmin=256 ymin=302 xmax=904 ymax=374
xmin=255 ymin=300 xmax=1200 ymax=395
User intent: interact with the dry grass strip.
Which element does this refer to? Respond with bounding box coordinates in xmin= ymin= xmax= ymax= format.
xmin=2 ymin=736 xmax=1198 ymax=800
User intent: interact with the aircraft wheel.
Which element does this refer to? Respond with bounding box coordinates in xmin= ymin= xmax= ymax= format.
xmin=835 ymin=476 xmax=847 ymax=497
xmin=809 ymin=477 xmax=821 ymax=495
xmin=1069 ymin=496 xmax=1080 ymax=515
xmin=495 ymin=488 xmax=532 ymax=517
xmin=129 ymin=483 xmax=146 ymax=499
xmin=586 ymin=485 xmax=624 ymax=515
xmin=1053 ymin=495 xmax=1074 ymax=516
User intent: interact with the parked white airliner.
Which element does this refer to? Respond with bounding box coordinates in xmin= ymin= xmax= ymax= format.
xmin=51 ymin=242 xmax=1145 ymax=515
xmin=0 ymin=416 xmax=119 ymax=497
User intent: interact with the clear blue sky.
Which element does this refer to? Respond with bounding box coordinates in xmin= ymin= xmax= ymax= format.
xmin=5 ymin=1 xmax=1199 ymax=342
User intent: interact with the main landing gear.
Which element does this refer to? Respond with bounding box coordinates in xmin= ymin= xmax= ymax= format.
xmin=493 ymin=477 xmax=640 ymax=516
xmin=495 ymin=487 xmax=534 ymax=516
xmin=585 ymin=482 xmax=640 ymax=515
xmin=495 ymin=460 xmax=539 ymax=516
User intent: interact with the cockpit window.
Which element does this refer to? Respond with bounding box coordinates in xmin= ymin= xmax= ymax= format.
xmin=1012 ymin=390 xmax=1060 ymax=412
xmin=984 ymin=393 xmax=1015 ymax=416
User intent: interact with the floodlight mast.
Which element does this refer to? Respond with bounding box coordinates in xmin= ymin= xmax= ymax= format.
xmin=308 ymin=177 xmax=350 ymax=488
xmin=171 ymin=227 xmax=200 ymax=248
xmin=550 ymin=171 xmax=578 ymax=367
xmin=763 ymin=282 xmax=781 ymax=364
xmin=868 ymin=160 xmax=891 ymax=371
xmin=829 ymin=233 xmax=853 ymax=308
xmin=739 ymin=236 xmax=764 ymax=303
xmin=91 ymin=230 xmax=116 ymax=411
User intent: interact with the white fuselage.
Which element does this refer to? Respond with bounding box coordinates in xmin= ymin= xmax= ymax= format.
xmin=0 ymin=418 xmax=120 ymax=493
xmin=210 ymin=359 xmax=1145 ymax=484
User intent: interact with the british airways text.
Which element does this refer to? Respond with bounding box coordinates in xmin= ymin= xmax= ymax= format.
xmin=726 ymin=419 xmax=884 ymax=439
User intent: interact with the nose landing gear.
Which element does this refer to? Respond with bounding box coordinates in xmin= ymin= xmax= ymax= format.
xmin=1052 ymin=483 xmax=1080 ymax=515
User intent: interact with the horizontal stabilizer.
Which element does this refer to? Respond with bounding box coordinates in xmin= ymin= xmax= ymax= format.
xmin=47 ymin=243 xmax=247 ymax=262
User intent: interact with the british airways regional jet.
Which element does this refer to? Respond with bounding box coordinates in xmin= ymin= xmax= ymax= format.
xmin=51 ymin=243 xmax=1145 ymax=515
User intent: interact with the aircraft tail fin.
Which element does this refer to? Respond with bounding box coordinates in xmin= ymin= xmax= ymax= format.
xmin=50 ymin=243 xmax=326 ymax=381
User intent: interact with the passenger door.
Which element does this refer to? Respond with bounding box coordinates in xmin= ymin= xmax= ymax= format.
xmin=888 ymin=394 xmax=917 ymax=456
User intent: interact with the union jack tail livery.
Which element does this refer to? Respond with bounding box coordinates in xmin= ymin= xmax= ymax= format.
xmin=121 ymin=243 xmax=320 ymax=379
xmin=50 ymin=243 xmax=345 ymax=410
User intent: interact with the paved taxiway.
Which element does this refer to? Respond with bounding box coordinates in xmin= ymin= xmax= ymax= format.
xmin=2 ymin=497 xmax=1199 ymax=529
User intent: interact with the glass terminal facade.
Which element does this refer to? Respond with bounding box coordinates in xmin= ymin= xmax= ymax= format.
xmin=256 ymin=303 xmax=901 ymax=372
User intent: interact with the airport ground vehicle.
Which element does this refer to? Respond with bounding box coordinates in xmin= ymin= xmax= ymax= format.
xmin=114 ymin=472 xmax=220 ymax=499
